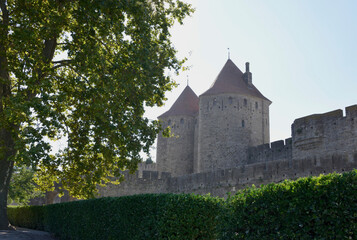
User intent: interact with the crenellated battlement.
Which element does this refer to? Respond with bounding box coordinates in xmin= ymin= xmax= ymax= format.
xmin=138 ymin=162 xmax=157 ymax=172
xmin=248 ymin=138 xmax=292 ymax=164
xmin=292 ymin=105 xmax=357 ymax=160
xmin=140 ymin=170 xmax=172 ymax=180
xmin=346 ymin=105 xmax=357 ymax=118
xmin=292 ymin=105 xmax=357 ymax=135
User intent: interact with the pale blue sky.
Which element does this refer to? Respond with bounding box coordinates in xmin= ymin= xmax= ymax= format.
xmin=145 ymin=0 xmax=357 ymax=159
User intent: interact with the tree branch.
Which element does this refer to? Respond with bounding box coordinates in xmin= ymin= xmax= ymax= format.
xmin=52 ymin=59 xmax=73 ymax=70
xmin=43 ymin=38 xmax=57 ymax=64
xmin=53 ymin=59 xmax=73 ymax=64
xmin=27 ymin=37 xmax=58 ymax=100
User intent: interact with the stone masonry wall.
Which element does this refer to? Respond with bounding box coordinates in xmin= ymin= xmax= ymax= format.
xmin=247 ymin=138 xmax=293 ymax=165
xmin=99 ymin=104 xmax=357 ymax=199
xmin=197 ymin=94 xmax=270 ymax=173
xmin=292 ymin=105 xmax=357 ymax=161
xmin=156 ymin=115 xmax=196 ymax=176
xmin=98 ymin=171 xmax=172 ymax=197
xmin=100 ymin=152 xmax=357 ymax=198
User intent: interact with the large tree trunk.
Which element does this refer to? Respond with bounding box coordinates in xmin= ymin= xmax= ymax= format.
xmin=0 ymin=49 xmax=15 ymax=229
xmin=0 ymin=0 xmax=14 ymax=230
xmin=0 ymin=132 xmax=15 ymax=230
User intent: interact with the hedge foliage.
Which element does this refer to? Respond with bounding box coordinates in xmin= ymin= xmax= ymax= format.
xmin=221 ymin=170 xmax=357 ymax=240
xmin=8 ymin=193 xmax=222 ymax=240
xmin=8 ymin=170 xmax=357 ymax=239
xmin=8 ymin=205 xmax=45 ymax=230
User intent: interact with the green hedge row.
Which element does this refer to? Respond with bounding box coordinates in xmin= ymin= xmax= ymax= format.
xmin=221 ymin=170 xmax=357 ymax=239
xmin=8 ymin=170 xmax=357 ymax=239
xmin=8 ymin=205 xmax=45 ymax=230
xmin=8 ymin=193 xmax=222 ymax=240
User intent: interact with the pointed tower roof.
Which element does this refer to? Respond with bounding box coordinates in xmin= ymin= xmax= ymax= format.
xmin=201 ymin=59 xmax=271 ymax=102
xmin=159 ymin=86 xmax=199 ymax=118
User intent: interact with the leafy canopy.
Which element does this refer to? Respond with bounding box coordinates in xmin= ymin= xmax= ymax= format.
xmin=0 ymin=0 xmax=193 ymax=198
xmin=8 ymin=165 xmax=44 ymax=205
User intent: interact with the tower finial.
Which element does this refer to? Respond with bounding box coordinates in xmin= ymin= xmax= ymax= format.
xmin=227 ymin=48 xmax=230 ymax=59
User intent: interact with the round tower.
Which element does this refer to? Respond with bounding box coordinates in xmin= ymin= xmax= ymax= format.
xmin=156 ymin=86 xmax=199 ymax=177
xmin=197 ymin=59 xmax=271 ymax=172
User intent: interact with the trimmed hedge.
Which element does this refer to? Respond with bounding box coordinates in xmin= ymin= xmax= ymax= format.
xmin=220 ymin=170 xmax=357 ymax=239
xmin=7 ymin=205 xmax=45 ymax=230
xmin=8 ymin=170 xmax=357 ymax=239
xmin=8 ymin=193 xmax=222 ymax=240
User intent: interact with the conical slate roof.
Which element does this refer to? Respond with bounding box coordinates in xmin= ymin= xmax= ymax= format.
xmin=201 ymin=59 xmax=271 ymax=102
xmin=159 ymin=86 xmax=199 ymax=118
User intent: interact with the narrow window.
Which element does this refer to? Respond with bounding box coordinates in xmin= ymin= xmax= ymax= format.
xmin=244 ymin=99 xmax=247 ymax=106
xmin=255 ymin=102 xmax=258 ymax=109
xmin=228 ymin=97 xmax=233 ymax=105
xmin=168 ymin=119 xmax=171 ymax=125
xmin=213 ymin=98 xmax=217 ymax=106
xmin=180 ymin=118 xmax=184 ymax=124
xmin=242 ymin=120 xmax=245 ymax=128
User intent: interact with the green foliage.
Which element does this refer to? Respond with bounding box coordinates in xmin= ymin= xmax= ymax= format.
xmin=221 ymin=170 xmax=357 ymax=240
xmin=0 ymin=0 xmax=193 ymax=200
xmin=7 ymin=205 xmax=44 ymax=230
xmin=157 ymin=194 xmax=222 ymax=240
xmin=9 ymin=171 xmax=357 ymax=239
xmin=8 ymin=193 xmax=222 ymax=240
xmin=8 ymin=165 xmax=44 ymax=205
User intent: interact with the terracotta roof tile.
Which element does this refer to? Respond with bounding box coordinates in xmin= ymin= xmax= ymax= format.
xmin=159 ymin=86 xmax=199 ymax=118
xmin=201 ymin=59 xmax=271 ymax=102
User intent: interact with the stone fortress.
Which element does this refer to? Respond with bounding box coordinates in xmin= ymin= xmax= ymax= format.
xmin=98 ymin=59 xmax=357 ymax=198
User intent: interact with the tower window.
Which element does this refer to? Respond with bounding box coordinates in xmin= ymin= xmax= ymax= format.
xmin=255 ymin=102 xmax=258 ymax=109
xmin=180 ymin=118 xmax=184 ymax=124
xmin=213 ymin=98 xmax=217 ymax=106
xmin=242 ymin=120 xmax=245 ymax=128
xmin=244 ymin=99 xmax=247 ymax=106
xmin=228 ymin=97 xmax=233 ymax=104
xmin=168 ymin=119 xmax=171 ymax=125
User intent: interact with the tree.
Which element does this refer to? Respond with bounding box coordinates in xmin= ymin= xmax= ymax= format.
xmin=8 ymin=165 xmax=44 ymax=205
xmin=0 ymin=0 xmax=193 ymax=229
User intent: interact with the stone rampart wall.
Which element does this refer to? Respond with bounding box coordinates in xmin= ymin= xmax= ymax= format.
xmin=248 ymin=138 xmax=293 ymax=165
xmin=98 ymin=170 xmax=172 ymax=197
xmin=292 ymin=105 xmax=357 ymax=160
xmin=100 ymin=152 xmax=357 ymax=198
xmin=98 ymin=104 xmax=357 ymax=199
xmin=138 ymin=162 xmax=157 ymax=171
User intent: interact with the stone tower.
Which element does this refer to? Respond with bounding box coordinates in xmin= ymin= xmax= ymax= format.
xmin=197 ymin=59 xmax=271 ymax=172
xmin=156 ymin=86 xmax=199 ymax=177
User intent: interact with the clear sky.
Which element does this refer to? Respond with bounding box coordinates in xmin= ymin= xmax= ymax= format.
xmin=144 ymin=0 xmax=357 ymax=160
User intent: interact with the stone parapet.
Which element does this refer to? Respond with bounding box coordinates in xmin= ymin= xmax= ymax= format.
xmin=99 ymin=152 xmax=357 ymax=199
xmin=248 ymin=138 xmax=292 ymax=164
